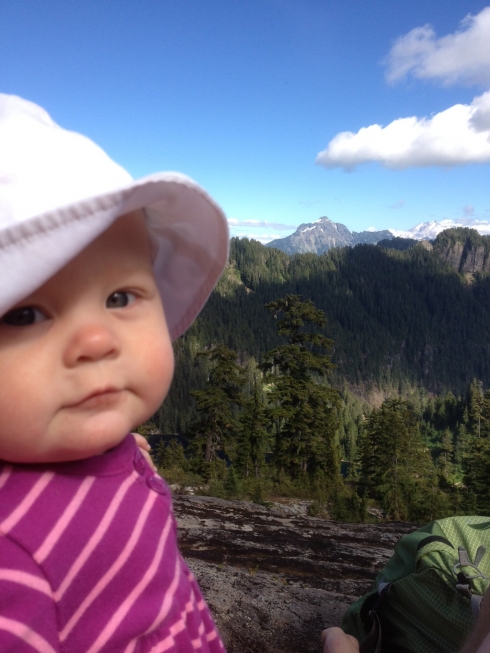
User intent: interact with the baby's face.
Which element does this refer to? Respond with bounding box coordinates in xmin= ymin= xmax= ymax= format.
xmin=0 ymin=211 xmax=174 ymax=463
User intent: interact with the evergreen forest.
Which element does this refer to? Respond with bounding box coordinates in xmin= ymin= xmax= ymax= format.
xmin=140 ymin=228 xmax=490 ymax=523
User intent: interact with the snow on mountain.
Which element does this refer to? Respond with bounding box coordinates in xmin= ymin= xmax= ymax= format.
xmin=265 ymin=217 xmax=490 ymax=256
xmin=266 ymin=217 xmax=392 ymax=255
xmin=390 ymin=220 xmax=490 ymax=240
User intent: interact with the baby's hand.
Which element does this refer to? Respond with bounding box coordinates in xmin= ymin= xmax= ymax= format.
xmin=132 ymin=433 xmax=157 ymax=471
xmin=322 ymin=628 xmax=360 ymax=653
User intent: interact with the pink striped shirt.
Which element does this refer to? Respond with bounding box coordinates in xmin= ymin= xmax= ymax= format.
xmin=0 ymin=434 xmax=226 ymax=653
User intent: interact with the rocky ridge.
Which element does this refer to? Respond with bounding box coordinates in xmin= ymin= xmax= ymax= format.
xmin=432 ymin=236 xmax=490 ymax=275
xmin=173 ymin=494 xmax=414 ymax=653
xmin=266 ymin=217 xmax=393 ymax=255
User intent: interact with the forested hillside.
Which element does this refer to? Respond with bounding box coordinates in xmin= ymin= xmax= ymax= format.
xmin=146 ymin=228 xmax=490 ymax=522
xmin=187 ymin=228 xmax=490 ymax=391
xmin=157 ymin=227 xmax=490 ymax=434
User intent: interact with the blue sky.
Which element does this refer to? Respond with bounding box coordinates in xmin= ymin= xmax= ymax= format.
xmin=1 ymin=0 xmax=489 ymax=243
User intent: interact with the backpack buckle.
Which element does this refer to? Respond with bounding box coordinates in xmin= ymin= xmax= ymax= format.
xmin=453 ymin=546 xmax=487 ymax=580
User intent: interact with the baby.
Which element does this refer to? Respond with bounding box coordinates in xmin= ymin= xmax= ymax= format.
xmin=0 ymin=94 xmax=228 ymax=652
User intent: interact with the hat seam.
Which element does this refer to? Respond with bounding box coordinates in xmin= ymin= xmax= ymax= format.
xmin=0 ymin=195 xmax=124 ymax=251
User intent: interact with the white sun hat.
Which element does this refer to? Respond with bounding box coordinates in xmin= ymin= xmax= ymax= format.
xmin=0 ymin=94 xmax=229 ymax=340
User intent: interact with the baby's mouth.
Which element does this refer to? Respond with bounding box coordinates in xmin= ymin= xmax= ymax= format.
xmin=67 ymin=388 xmax=123 ymax=409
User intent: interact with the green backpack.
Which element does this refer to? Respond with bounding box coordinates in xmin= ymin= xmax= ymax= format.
xmin=342 ymin=516 xmax=490 ymax=653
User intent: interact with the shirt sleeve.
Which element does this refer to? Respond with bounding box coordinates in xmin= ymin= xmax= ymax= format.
xmin=0 ymin=534 xmax=60 ymax=652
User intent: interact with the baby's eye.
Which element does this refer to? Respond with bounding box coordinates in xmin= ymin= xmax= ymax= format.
xmin=1 ymin=306 xmax=47 ymax=326
xmin=106 ymin=291 xmax=136 ymax=309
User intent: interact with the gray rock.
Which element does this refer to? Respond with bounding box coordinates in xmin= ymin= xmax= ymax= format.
xmin=173 ymin=494 xmax=414 ymax=653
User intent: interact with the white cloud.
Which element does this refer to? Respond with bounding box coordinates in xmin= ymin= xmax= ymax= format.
xmin=250 ymin=233 xmax=283 ymax=244
xmin=227 ymin=218 xmax=294 ymax=231
xmin=470 ymin=91 xmax=490 ymax=131
xmin=385 ymin=7 xmax=490 ymax=86
xmin=390 ymin=200 xmax=405 ymax=209
xmin=463 ymin=204 xmax=475 ymax=217
xmin=227 ymin=219 xmax=298 ymax=244
xmin=466 ymin=220 xmax=490 ymax=234
xmin=316 ymin=91 xmax=490 ymax=170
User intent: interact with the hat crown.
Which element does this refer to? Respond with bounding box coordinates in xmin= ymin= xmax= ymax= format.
xmin=0 ymin=94 xmax=229 ymax=341
xmin=0 ymin=94 xmax=132 ymax=226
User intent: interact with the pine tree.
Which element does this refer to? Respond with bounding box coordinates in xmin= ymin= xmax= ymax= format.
xmin=481 ymin=390 xmax=490 ymax=438
xmin=260 ymin=295 xmax=341 ymax=481
xmin=468 ymin=379 xmax=484 ymax=437
xmin=437 ymin=429 xmax=454 ymax=480
xmin=236 ymin=380 xmax=270 ymax=478
xmin=463 ymin=438 xmax=490 ymax=514
xmin=454 ymin=422 xmax=469 ymax=467
xmin=188 ymin=345 xmax=246 ymax=465
xmin=157 ymin=439 xmax=188 ymax=471
xmin=224 ymin=465 xmax=241 ymax=498
xmin=361 ymin=398 xmax=444 ymax=521
xmin=463 ymin=386 xmax=490 ymax=514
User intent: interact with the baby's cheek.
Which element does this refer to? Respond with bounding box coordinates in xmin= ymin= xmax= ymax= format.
xmin=141 ymin=339 xmax=174 ymax=410
xmin=0 ymin=382 xmax=35 ymax=450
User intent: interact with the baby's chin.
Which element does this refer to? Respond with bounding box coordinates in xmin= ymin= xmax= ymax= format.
xmin=58 ymin=418 xmax=134 ymax=460
xmin=0 ymin=402 xmax=153 ymax=464
xmin=16 ymin=422 xmax=132 ymax=464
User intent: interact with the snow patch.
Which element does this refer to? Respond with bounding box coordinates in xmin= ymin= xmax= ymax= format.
xmin=300 ymin=225 xmax=319 ymax=232
xmin=390 ymin=219 xmax=490 ymax=240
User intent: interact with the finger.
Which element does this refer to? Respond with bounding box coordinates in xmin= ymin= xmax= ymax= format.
xmin=321 ymin=628 xmax=359 ymax=652
xmin=140 ymin=448 xmax=157 ymax=472
xmin=131 ymin=433 xmax=157 ymax=471
xmin=132 ymin=432 xmax=151 ymax=451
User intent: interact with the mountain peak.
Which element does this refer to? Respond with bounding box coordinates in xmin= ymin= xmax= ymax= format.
xmin=314 ymin=216 xmax=332 ymax=223
xmin=267 ymin=217 xmax=392 ymax=255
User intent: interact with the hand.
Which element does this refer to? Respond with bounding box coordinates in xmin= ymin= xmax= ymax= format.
xmin=322 ymin=628 xmax=360 ymax=653
xmin=131 ymin=433 xmax=157 ymax=472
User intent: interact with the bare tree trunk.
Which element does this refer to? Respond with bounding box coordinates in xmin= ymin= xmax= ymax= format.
xmin=205 ymin=432 xmax=213 ymax=463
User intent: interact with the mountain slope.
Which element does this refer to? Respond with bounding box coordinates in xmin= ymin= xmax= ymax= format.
xmin=266 ymin=217 xmax=392 ymax=254
xmin=266 ymin=217 xmax=490 ymax=255
xmin=157 ymin=229 xmax=490 ymax=432
xmin=187 ymin=233 xmax=490 ymax=395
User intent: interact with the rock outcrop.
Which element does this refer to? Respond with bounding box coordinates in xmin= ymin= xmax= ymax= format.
xmin=173 ymin=494 xmax=414 ymax=653
xmin=432 ymin=228 xmax=490 ymax=275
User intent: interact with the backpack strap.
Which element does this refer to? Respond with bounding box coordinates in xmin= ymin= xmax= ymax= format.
xmin=359 ymin=584 xmax=391 ymax=653
xmin=453 ymin=546 xmax=487 ymax=581
xmin=454 ymin=545 xmax=488 ymax=600
xmin=474 ymin=545 xmax=486 ymax=568
xmin=359 ymin=614 xmax=382 ymax=653
xmin=471 ymin=594 xmax=484 ymax=618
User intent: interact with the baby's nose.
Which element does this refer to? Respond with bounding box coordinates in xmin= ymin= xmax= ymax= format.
xmin=63 ymin=323 xmax=119 ymax=367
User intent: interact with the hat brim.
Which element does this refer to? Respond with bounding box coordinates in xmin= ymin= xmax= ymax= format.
xmin=0 ymin=172 xmax=229 ymax=340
